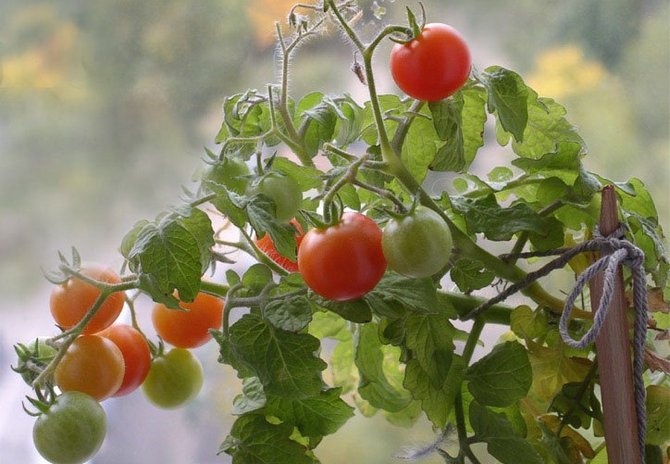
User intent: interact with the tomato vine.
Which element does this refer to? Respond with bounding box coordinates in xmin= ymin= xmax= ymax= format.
xmin=12 ymin=1 xmax=669 ymax=463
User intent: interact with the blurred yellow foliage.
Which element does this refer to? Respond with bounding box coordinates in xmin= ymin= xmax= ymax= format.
xmin=527 ymin=45 xmax=607 ymax=99
xmin=246 ymin=0 xmax=299 ymax=48
xmin=0 ymin=5 xmax=86 ymax=100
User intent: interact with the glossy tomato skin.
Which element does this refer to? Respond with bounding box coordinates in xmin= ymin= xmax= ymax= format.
xmin=253 ymin=172 xmax=302 ymax=223
xmin=50 ymin=264 xmax=125 ymax=335
xmin=390 ymin=23 xmax=471 ymax=102
xmin=382 ymin=206 xmax=453 ymax=278
xmin=152 ymin=292 xmax=224 ymax=348
xmin=54 ymin=335 xmax=125 ymax=401
xmin=142 ymin=348 xmax=203 ymax=409
xmin=298 ymin=212 xmax=386 ymax=301
xmin=98 ymin=324 xmax=151 ymax=397
xmin=33 ymin=391 xmax=106 ymax=464
xmin=255 ymin=219 xmax=304 ymax=272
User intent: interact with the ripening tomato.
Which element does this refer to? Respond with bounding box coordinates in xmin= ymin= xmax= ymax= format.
xmin=33 ymin=391 xmax=106 ymax=464
xmin=255 ymin=219 xmax=305 ymax=272
xmin=390 ymin=23 xmax=471 ymax=102
xmin=252 ymin=172 xmax=302 ymax=222
xmin=98 ymin=324 xmax=151 ymax=397
xmin=298 ymin=212 xmax=386 ymax=301
xmin=142 ymin=348 xmax=203 ymax=409
xmin=152 ymin=292 xmax=224 ymax=348
xmin=55 ymin=335 xmax=125 ymax=401
xmin=382 ymin=206 xmax=453 ymax=278
xmin=50 ymin=264 xmax=125 ymax=335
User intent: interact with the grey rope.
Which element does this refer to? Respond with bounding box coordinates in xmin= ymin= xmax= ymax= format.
xmin=559 ymin=234 xmax=648 ymax=462
xmin=462 ymin=226 xmax=649 ymax=461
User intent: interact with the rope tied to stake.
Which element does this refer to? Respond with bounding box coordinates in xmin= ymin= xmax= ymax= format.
xmin=462 ymin=225 xmax=649 ymax=461
xmin=559 ymin=226 xmax=648 ymax=462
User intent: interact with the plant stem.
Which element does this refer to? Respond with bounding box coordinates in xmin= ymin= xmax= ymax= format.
xmin=391 ymin=99 xmax=425 ymax=153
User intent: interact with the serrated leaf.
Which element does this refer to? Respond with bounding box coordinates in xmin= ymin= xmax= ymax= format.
xmin=403 ymin=312 xmax=457 ymax=386
xmin=247 ymin=195 xmax=299 ymax=260
xmin=452 ymin=193 xmax=564 ymax=241
xmin=430 ymin=95 xmax=465 ymax=171
xmin=120 ymin=219 xmax=150 ymax=263
xmin=128 ymin=208 xmax=214 ymax=302
xmin=308 ymin=310 xmax=350 ymax=341
xmin=265 ymin=388 xmax=354 ymax=437
xmin=481 ymin=66 xmax=529 ymax=142
xmin=466 ymin=341 xmax=532 ymax=407
xmin=511 ymin=141 xmax=583 ymax=184
xmin=527 ymin=341 xmax=592 ymax=402
xmin=470 ymin=401 xmax=544 ymax=464
xmin=232 ymin=377 xmax=267 ymax=415
xmin=219 ymin=414 xmax=313 ymax=464
xmin=364 ymin=272 xmax=439 ymax=318
xmin=450 ymin=258 xmax=496 ymax=293
xmin=403 ymin=354 xmax=466 ymax=428
xmin=225 ymin=313 xmax=326 ymax=399
xmin=311 ymin=296 xmax=372 ymax=324
xmin=361 ymin=95 xmax=405 ymax=145
xmin=272 ymin=157 xmax=323 ymax=191
xmin=242 ymin=264 xmax=274 ymax=294
xmin=510 ymin=305 xmax=548 ymax=340
xmin=355 ymin=323 xmax=412 ymax=412
xmin=265 ymin=295 xmax=312 ymax=332
xmin=646 ymin=385 xmax=670 ymax=445
xmin=401 ymin=107 xmax=440 ymax=182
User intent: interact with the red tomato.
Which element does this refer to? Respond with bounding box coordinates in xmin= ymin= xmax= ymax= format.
xmin=54 ymin=335 xmax=125 ymax=401
xmin=390 ymin=23 xmax=471 ymax=102
xmin=152 ymin=292 xmax=224 ymax=348
xmin=98 ymin=324 xmax=151 ymax=397
xmin=50 ymin=264 xmax=125 ymax=335
xmin=297 ymin=212 xmax=386 ymax=301
xmin=255 ymin=219 xmax=305 ymax=272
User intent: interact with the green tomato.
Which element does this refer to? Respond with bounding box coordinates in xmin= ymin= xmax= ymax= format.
xmin=33 ymin=391 xmax=106 ymax=464
xmin=142 ymin=348 xmax=204 ymax=409
xmin=15 ymin=337 xmax=57 ymax=386
xmin=252 ymin=172 xmax=302 ymax=222
xmin=203 ymin=157 xmax=250 ymax=195
xmin=382 ymin=206 xmax=453 ymax=278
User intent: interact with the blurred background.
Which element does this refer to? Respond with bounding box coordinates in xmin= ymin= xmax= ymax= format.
xmin=0 ymin=0 xmax=667 ymax=462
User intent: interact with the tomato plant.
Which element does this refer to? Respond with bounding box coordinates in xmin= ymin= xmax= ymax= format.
xmin=49 ymin=264 xmax=125 ymax=335
xmin=390 ymin=23 xmax=471 ymax=102
xmin=152 ymin=292 xmax=224 ymax=348
xmin=32 ymin=392 xmax=106 ymax=464
xmin=54 ymin=335 xmax=125 ymax=401
xmin=142 ymin=348 xmax=204 ymax=409
xmin=16 ymin=2 xmax=670 ymax=463
xmin=14 ymin=337 xmax=56 ymax=386
xmin=382 ymin=206 xmax=453 ymax=278
xmin=298 ymin=212 xmax=386 ymax=301
xmin=97 ymin=324 xmax=151 ymax=397
xmin=250 ymin=171 xmax=302 ymax=222
xmin=255 ymin=218 xmax=304 ymax=272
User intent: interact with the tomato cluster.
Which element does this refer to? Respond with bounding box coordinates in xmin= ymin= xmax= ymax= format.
xmin=21 ymin=264 xmax=223 ymax=464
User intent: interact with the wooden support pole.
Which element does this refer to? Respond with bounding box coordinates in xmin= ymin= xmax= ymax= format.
xmin=588 ymin=185 xmax=640 ymax=464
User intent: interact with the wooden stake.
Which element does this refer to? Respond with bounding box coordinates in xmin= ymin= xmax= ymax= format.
xmin=588 ymin=185 xmax=640 ymax=464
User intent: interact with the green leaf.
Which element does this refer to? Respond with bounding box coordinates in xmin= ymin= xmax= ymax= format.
xmin=452 ymin=193 xmax=564 ymax=242
xmin=242 ymin=263 xmax=274 ymax=294
xmin=330 ymin=338 xmax=356 ymax=393
xmin=361 ymin=95 xmax=405 ymax=145
xmin=470 ymin=401 xmax=544 ymax=464
xmin=527 ymin=341 xmax=592 ymax=402
xmin=247 ymin=195 xmax=299 ymax=260
xmin=311 ymin=296 xmax=372 ymax=324
xmin=265 ymin=295 xmax=313 ymax=332
xmin=403 ymin=312 xmax=457 ymax=386
xmin=430 ymin=95 xmax=465 ymax=171
xmin=510 ymin=305 xmax=548 ymax=340
xmin=401 ymin=107 xmax=440 ymax=182
xmin=308 ymin=310 xmax=350 ymax=341
xmin=232 ymin=377 xmax=267 ymax=416
xmin=481 ymin=66 xmax=529 ymax=142
xmin=364 ymin=272 xmax=439 ymax=318
xmin=355 ymin=323 xmax=412 ymax=412
xmin=450 ymin=258 xmax=496 ymax=293
xmin=403 ymin=354 xmax=467 ymax=428
xmin=225 ymin=313 xmax=327 ymax=399
xmin=272 ymin=157 xmax=323 ymax=191
xmin=646 ymin=385 xmax=670 ymax=445
xmin=120 ymin=219 xmax=150 ymax=263
xmin=465 ymin=341 xmax=533 ymax=407
xmin=128 ymin=208 xmax=214 ymax=302
xmin=219 ymin=414 xmax=313 ymax=464
xmin=265 ymin=388 xmax=354 ymax=437
xmin=511 ymin=141 xmax=583 ymax=184
xmin=206 ymin=183 xmax=248 ymax=227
